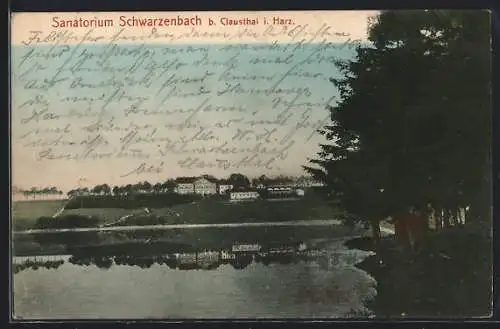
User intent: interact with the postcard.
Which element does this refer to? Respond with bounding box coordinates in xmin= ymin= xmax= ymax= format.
xmin=10 ymin=10 xmax=493 ymax=320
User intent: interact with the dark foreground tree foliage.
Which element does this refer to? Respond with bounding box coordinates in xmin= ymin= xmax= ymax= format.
xmin=305 ymin=8 xmax=492 ymax=317
xmin=305 ymin=10 xmax=491 ymax=249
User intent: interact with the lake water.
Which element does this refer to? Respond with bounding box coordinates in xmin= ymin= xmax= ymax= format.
xmin=12 ymin=228 xmax=377 ymax=319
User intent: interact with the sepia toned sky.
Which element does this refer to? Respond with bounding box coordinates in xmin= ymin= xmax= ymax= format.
xmin=11 ymin=11 xmax=378 ymax=192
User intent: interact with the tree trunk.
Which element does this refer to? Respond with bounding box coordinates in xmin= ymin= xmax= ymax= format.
xmin=449 ymin=209 xmax=457 ymax=227
xmin=407 ymin=221 xmax=415 ymax=250
xmin=443 ymin=209 xmax=451 ymax=228
xmin=421 ymin=206 xmax=431 ymax=233
xmin=458 ymin=207 xmax=466 ymax=226
xmin=437 ymin=209 xmax=445 ymax=229
xmin=433 ymin=209 xmax=441 ymax=230
xmin=464 ymin=207 xmax=470 ymax=225
xmin=370 ymin=219 xmax=383 ymax=263
xmin=448 ymin=209 xmax=458 ymax=226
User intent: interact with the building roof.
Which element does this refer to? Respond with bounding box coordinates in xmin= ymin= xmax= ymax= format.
xmin=268 ymin=186 xmax=294 ymax=190
xmin=230 ymin=187 xmax=259 ymax=193
xmin=175 ymin=177 xmax=198 ymax=184
xmin=175 ymin=176 xmax=220 ymax=184
xmin=296 ymin=176 xmax=319 ymax=182
xmin=202 ymin=176 xmax=219 ymax=184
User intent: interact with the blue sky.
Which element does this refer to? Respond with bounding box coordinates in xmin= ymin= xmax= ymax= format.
xmin=12 ymin=41 xmax=358 ymax=191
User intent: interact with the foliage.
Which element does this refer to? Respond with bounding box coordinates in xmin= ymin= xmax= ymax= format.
xmin=91 ymin=184 xmax=111 ymax=195
xmin=34 ymin=215 xmax=100 ymax=229
xmin=305 ymin=10 xmax=491 ymax=228
xmin=18 ymin=187 xmax=64 ymax=199
xmin=350 ymin=228 xmax=492 ymax=317
xmin=227 ymin=173 xmax=251 ymax=187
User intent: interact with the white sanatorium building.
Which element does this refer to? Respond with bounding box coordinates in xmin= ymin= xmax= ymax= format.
xmin=174 ymin=177 xmax=218 ymax=196
xmin=174 ymin=177 xmax=235 ymax=196
xmin=295 ymin=176 xmax=325 ymax=188
xmin=229 ymin=188 xmax=260 ymax=201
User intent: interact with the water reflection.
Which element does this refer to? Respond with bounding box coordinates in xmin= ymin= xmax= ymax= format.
xmin=13 ymin=226 xmax=364 ymax=275
xmin=13 ymin=259 xmax=65 ymax=273
xmin=14 ymin=240 xmax=342 ymax=273
xmin=13 ymin=232 xmax=377 ymax=319
xmin=15 ymin=225 xmax=356 ymax=254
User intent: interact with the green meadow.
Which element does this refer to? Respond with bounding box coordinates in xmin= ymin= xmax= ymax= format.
xmin=12 ymin=192 xmax=346 ymax=231
xmin=12 ymin=200 xmax=67 ymax=231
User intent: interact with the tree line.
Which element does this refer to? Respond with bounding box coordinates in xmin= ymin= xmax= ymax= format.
xmin=15 ymin=187 xmax=64 ymax=199
xmin=67 ymin=173 xmax=304 ymax=197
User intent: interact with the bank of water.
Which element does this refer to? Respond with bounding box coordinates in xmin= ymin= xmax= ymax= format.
xmin=14 ymin=219 xmax=344 ymax=235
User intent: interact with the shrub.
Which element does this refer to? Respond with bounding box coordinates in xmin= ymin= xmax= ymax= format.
xmin=34 ymin=215 xmax=100 ymax=229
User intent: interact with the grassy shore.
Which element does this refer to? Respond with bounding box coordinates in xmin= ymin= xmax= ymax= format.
xmin=13 ymin=194 xmax=343 ymax=231
xmin=12 ymin=200 xmax=67 ymax=231
xmin=64 ymin=193 xmax=200 ymax=209
xmin=345 ymin=226 xmax=492 ymax=318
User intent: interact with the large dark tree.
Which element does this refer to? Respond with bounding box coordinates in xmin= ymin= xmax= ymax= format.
xmin=163 ymin=179 xmax=177 ymax=192
xmin=305 ymin=10 xmax=491 ymax=251
xmin=141 ymin=181 xmax=152 ymax=192
xmin=92 ymin=184 xmax=111 ymax=195
xmin=228 ymin=173 xmax=251 ymax=188
xmin=112 ymin=185 xmax=121 ymax=195
xmin=153 ymin=183 xmax=163 ymax=193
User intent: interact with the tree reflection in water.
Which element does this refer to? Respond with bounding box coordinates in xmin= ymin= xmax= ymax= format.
xmin=94 ymin=256 xmax=114 ymax=269
xmin=229 ymin=254 xmax=253 ymax=269
xmin=15 ymin=241 xmax=328 ymax=272
xmin=69 ymin=255 xmax=114 ymax=269
xmin=13 ymin=259 xmax=65 ymax=274
xmin=164 ymin=257 xmax=178 ymax=269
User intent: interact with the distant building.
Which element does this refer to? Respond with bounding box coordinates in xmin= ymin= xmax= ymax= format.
xmin=193 ymin=177 xmax=217 ymax=196
xmin=230 ymin=188 xmax=260 ymax=201
xmin=267 ymin=186 xmax=295 ymax=197
xmin=175 ymin=177 xmax=197 ymax=194
xmin=174 ymin=176 xmax=218 ymax=195
xmin=217 ymin=180 xmax=233 ymax=195
xmin=232 ymin=243 xmax=261 ymax=252
xmin=261 ymin=178 xmax=295 ymax=188
xmin=295 ymin=176 xmax=325 ymax=188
